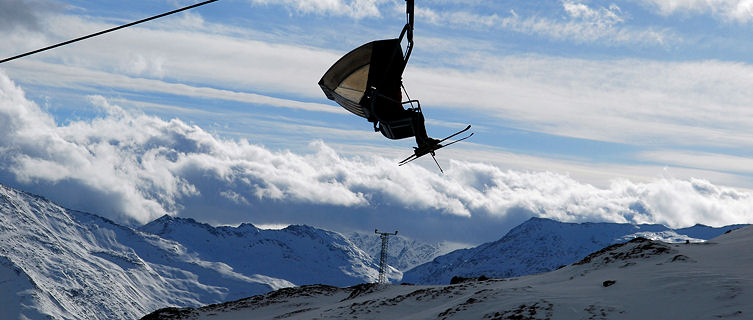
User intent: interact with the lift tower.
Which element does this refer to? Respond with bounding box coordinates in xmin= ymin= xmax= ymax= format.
xmin=375 ymin=229 xmax=398 ymax=284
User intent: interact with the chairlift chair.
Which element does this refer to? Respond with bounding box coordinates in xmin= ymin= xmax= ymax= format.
xmin=318 ymin=0 xmax=473 ymax=170
xmin=318 ymin=1 xmax=429 ymax=143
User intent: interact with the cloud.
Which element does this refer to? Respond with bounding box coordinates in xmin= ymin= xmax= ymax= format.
xmin=562 ymin=0 xmax=624 ymax=30
xmin=3 ymin=9 xmax=733 ymax=154
xmin=0 ymin=0 xmax=64 ymax=61
xmin=249 ymin=0 xmax=387 ymax=19
xmin=637 ymin=150 xmax=753 ymax=175
xmin=6 ymin=59 xmax=345 ymax=114
xmin=445 ymin=161 xmax=752 ymax=229
xmin=2 ymin=13 xmax=341 ymax=99
xmin=641 ymin=0 xmax=753 ymax=23
xmin=415 ymin=1 xmax=672 ymax=46
xmin=0 ymin=0 xmax=57 ymax=32
xmin=406 ymin=55 xmax=753 ymax=154
xmin=4 ymin=9 xmax=752 ymax=187
xmin=1 ymin=72 xmax=751 ymax=243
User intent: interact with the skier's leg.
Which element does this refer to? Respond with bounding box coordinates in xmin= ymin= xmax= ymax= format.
xmin=411 ymin=110 xmax=439 ymax=147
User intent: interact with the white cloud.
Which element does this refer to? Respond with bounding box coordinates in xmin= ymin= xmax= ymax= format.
xmin=250 ymin=0 xmax=387 ymax=19
xmin=4 ymin=10 xmax=729 ymax=156
xmin=641 ymin=0 xmax=753 ymax=22
xmin=405 ymin=55 xmax=753 ymax=153
xmin=255 ymin=223 xmax=291 ymax=230
xmin=1 ymin=72 xmax=751 ymax=243
xmin=0 ymin=0 xmax=60 ymax=32
xmin=445 ymin=161 xmax=752 ymax=228
xmin=563 ymin=1 xmax=624 ymax=25
xmin=638 ymin=150 xmax=753 ymax=174
xmin=5 ymin=10 xmax=752 ymax=185
xmin=5 ymin=59 xmax=345 ymax=115
xmin=414 ymin=1 xmax=671 ymax=46
xmin=431 ymin=144 xmax=753 ymax=190
xmin=3 ymin=14 xmax=340 ymax=99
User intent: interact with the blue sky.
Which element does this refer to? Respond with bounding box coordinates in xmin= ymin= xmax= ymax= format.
xmin=1 ymin=0 xmax=753 ymax=244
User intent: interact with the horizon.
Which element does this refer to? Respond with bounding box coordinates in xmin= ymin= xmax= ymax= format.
xmin=1 ymin=0 xmax=752 ymax=244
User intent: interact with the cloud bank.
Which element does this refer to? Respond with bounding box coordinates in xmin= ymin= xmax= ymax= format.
xmin=1 ymin=72 xmax=751 ymax=242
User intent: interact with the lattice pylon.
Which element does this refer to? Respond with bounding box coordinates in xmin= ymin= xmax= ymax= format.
xmin=375 ymin=229 xmax=397 ymax=284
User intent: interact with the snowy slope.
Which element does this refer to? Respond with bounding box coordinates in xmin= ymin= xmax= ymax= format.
xmin=402 ymin=217 xmax=744 ymax=285
xmin=346 ymin=231 xmax=460 ymax=272
xmin=0 ymin=256 xmax=58 ymax=320
xmin=0 ymin=183 xmax=289 ymax=319
xmin=142 ymin=225 xmax=753 ymax=319
xmin=139 ymin=215 xmax=396 ymax=287
xmin=0 ymin=184 xmax=390 ymax=319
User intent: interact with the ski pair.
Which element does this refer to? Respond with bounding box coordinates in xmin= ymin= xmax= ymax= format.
xmin=398 ymin=125 xmax=473 ymax=172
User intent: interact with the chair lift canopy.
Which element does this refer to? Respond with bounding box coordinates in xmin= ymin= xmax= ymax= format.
xmin=319 ymin=38 xmax=406 ymax=123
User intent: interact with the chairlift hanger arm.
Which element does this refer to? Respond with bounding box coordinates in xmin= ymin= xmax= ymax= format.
xmin=406 ymin=0 xmax=414 ymax=41
xmin=399 ymin=0 xmax=415 ymax=63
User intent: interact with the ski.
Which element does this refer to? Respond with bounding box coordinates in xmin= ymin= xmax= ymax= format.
xmin=398 ymin=125 xmax=473 ymax=166
xmin=398 ymin=132 xmax=473 ymax=166
xmin=436 ymin=132 xmax=474 ymax=149
xmin=435 ymin=125 xmax=471 ymax=145
xmin=398 ymin=153 xmax=420 ymax=166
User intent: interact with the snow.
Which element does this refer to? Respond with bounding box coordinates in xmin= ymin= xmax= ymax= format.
xmin=144 ymin=225 xmax=753 ymax=319
xmin=0 ymin=184 xmax=288 ymax=319
xmin=0 ymin=184 xmax=387 ymax=319
xmin=0 ymin=256 xmax=60 ymax=320
xmin=139 ymin=216 xmax=395 ymax=287
xmin=402 ymin=217 xmax=743 ymax=285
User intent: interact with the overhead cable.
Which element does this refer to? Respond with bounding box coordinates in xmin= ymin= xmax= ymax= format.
xmin=0 ymin=0 xmax=219 ymax=64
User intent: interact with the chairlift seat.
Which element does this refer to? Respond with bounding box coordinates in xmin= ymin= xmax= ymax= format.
xmin=378 ymin=116 xmax=415 ymax=140
xmin=319 ymin=38 xmax=407 ymax=123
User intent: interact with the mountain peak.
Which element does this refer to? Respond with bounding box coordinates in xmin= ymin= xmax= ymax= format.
xmin=153 ymin=214 xmax=175 ymax=222
xmin=139 ymin=214 xmax=222 ymax=238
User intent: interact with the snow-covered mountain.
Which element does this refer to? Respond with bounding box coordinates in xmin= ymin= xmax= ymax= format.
xmin=0 ymin=184 xmax=290 ymax=319
xmin=142 ymin=225 xmax=753 ymax=319
xmin=139 ymin=215 xmax=398 ymax=287
xmin=3 ymin=180 xmax=748 ymax=319
xmin=346 ymin=231 xmax=461 ymax=272
xmin=402 ymin=217 xmax=745 ymax=285
xmin=0 ymin=184 xmax=387 ymax=319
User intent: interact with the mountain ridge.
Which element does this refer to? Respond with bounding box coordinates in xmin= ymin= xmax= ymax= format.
xmin=402 ymin=216 xmax=745 ymax=284
xmin=0 ymin=183 xmax=386 ymax=319
xmin=138 ymin=215 xmax=397 ymax=287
